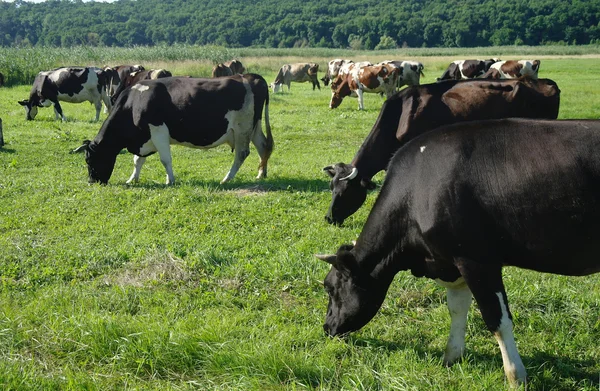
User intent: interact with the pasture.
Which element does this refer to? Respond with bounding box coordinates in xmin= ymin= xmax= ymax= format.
xmin=1 ymin=47 xmax=600 ymax=390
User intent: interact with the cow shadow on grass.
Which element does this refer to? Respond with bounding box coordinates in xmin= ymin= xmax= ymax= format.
xmin=0 ymin=147 xmax=16 ymax=154
xmin=349 ymin=336 xmax=599 ymax=386
xmin=132 ymin=177 xmax=332 ymax=193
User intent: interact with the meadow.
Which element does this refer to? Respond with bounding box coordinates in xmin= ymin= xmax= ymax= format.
xmin=1 ymin=46 xmax=600 ymax=390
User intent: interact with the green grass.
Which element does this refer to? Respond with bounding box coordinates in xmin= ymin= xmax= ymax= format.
xmin=1 ymin=50 xmax=600 ymax=390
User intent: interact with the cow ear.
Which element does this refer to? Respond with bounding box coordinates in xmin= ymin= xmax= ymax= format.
xmin=361 ymin=178 xmax=377 ymax=190
xmin=323 ymin=165 xmax=336 ymax=178
xmin=396 ymin=94 xmax=420 ymax=142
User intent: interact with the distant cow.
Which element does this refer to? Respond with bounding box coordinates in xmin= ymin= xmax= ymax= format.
xmin=483 ymin=60 xmax=540 ymax=79
xmin=324 ymin=78 xmax=560 ymax=225
xmin=111 ymin=69 xmax=172 ymax=105
xmin=18 ymin=67 xmax=111 ymax=121
xmin=329 ymin=63 xmax=399 ymax=110
xmin=271 ymin=63 xmax=320 ymax=93
xmin=74 ymin=74 xmax=274 ymax=185
xmin=322 ymin=59 xmax=353 ymax=86
xmin=380 ymin=60 xmax=424 ymax=90
xmin=212 ymin=64 xmax=234 ymax=78
xmin=438 ymin=59 xmax=499 ymax=81
xmin=318 ymin=118 xmax=600 ymax=387
xmin=104 ymin=64 xmax=145 ymax=96
xmin=0 ymin=72 xmax=4 ymax=87
xmin=223 ymin=60 xmax=246 ymax=74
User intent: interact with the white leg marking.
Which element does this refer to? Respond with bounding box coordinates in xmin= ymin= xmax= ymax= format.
xmin=443 ymin=283 xmax=472 ymax=365
xmin=494 ymin=292 xmax=527 ymax=386
xmin=94 ymin=100 xmax=102 ymax=121
xmin=149 ymin=123 xmax=175 ymax=185
xmin=356 ymin=89 xmax=364 ymax=110
xmin=126 ymin=155 xmax=146 ymax=184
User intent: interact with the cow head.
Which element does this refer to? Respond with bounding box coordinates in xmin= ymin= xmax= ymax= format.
xmin=17 ymin=99 xmax=40 ymax=120
xmin=74 ymin=140 xmax=117 ymax=184
xmin=323 ymin=163 xmax=376 ymax=225
xmin=317 ymin=246 xmax=388 ymax=337
xmin=329 ymin=77 xmax=352 ymax=109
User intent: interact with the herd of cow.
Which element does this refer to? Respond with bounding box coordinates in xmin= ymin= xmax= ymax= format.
xmin=5 ymin=55 xmax=600 ymax=387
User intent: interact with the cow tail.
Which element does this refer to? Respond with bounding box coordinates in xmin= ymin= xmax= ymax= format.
xmin=263 ymin=93 xmax=274 ymax=155
xmin=419 ymin=64 xmax=425 ymax=78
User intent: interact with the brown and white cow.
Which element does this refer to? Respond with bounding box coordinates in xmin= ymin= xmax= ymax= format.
xmin=321 ymin=59 xmax=353 ymax=86
xmin=379 ymin=60 xmax=424 ymax=90
xmin=111 ymin=69 xmax=173 ymax=105
xmin=18 ymin=67 xmax=111 ymax=122
xmin=329 ymin=63 xmax=399 ymax=110
xmin=271 ymin=63 xmax=320 ymax=93
xmin=438 ymin=59 xmax=499 ymax=81
xmin=483 ymin=60 xmax=541 ymax=79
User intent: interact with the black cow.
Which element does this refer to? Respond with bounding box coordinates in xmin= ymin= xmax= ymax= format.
xmin=73 ymin=74 xmax=273 ymax=185
xmin=104 ymin=64 xmax=145 ymax=96
xmin=0 ymin=72 xmax=4 ymax=87
xmin=318 ymin=118 xmax=600 ymax=387
xmin=437 ymin=59 xmax=498 ymax=81
xmin=324 ymin=78 xmax=560 ymax=225
xmin=110 ymin=69 xmax=172 ymax=105
xmin=17 ymin=67 xmax=111 ymax=121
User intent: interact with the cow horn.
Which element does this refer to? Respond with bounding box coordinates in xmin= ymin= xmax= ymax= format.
xmin=322 ymin=165 xmax=334 ymax=171
xmin=70 ymin=144 xmax=88 ymax=154
xmin=340 ymin=167 xmax=358 ymax=181
xmin=316 ymin=254 xmax=337 ymax=265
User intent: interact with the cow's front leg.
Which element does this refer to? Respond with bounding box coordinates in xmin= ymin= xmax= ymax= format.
xmin=439 ymin=279 xmax=472 ymax=365
xmin=455 ymin=258 xmax=527 ymax=387
xmin=94 ymin=99 xmax=102 ymax=121
xmin=53 ymin=102 xmax=66 ymax=121
xmin=126 ymin=155 xmax=147 ymax=184
xmin=356 ymin=89 xmax=365 ymax=110
xmin=149 ymin=124 xmax=175 ymax=185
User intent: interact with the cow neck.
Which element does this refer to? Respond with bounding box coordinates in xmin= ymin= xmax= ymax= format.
xmin=93 ymin=123 xmax=127 ymax=155
xmin=351 ymin=198 xmax=413 ymax=286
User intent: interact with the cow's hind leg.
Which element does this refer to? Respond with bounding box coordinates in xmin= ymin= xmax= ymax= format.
xmin=455 ymin=258 xmax=527 ymax=387
xmin=53 ymin=102 xmax=66 ymax=121
xmin=437 ymin=278 xmax=472 ymax=366
xmin=94 ymin=99 xmax=102 ymax=121
xmin=251 ymin=107 xmax=273 ymax=179
xmin=221 ymin=129 xmax=252 ymax=184
xmin=149 ymin=123 xmax=175 ymax=185
xmin=126 ymin=155 xmax=147 ymax=184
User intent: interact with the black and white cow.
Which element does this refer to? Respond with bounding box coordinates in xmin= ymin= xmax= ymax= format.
xmin=18 ymin=67 xmax=111 ymax=121
xmin=103 ymin=64 xmax=145 ymax=96
xmin=324 ymin=78 xmax=560 ymax=225
xmin=438 ymin=59 xmax=499 ymax=81
xmin=73 ymin=74 xmax=273 ymax=185
xmin=318 ymin=118 xmax=600 ymax=387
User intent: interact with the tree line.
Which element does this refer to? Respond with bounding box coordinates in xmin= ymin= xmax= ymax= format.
xmin=1 ymin=0 xmax=599 ymax=49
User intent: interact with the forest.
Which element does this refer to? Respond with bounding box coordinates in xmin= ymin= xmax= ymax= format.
xmin=1 ymin=0 xmax=599 ymax=49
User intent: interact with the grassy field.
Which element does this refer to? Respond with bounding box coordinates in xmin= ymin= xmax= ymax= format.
xmin=1 ymin=47 xmax=600 ymax=390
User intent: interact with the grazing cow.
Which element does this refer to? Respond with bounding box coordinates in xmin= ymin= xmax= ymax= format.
xmin=380 ymin=60 xmax=424 ymax=90
xmin=438 ymin=59 xmax=499 ymax=81
xmin=73 ymin=74 xmax=273 ymax=185
xmin=321 ymin=59 xmax=353 ymax=86
xmin=483 ymin=60 xmax=540 ymax=79
xmin=271 ymin=63 xmax=320 ymax=93
xmin=329 ymin=63 xmax=400 ymax=110
xmin=324 ymin=78 xmax=560 ymax=225
xmin=110 ymin=69 xmax=172 ymax=105
xmin=0 ymin=72 xmax=4 ymax=87
xmin=104 ymin=64 xmax=145 ymax=96
xmin=212 ymin=63 xmax=234 ymax=78
xmin=17 ymin=67 xmax=111 ymax=122
xmin=318 ymin=118 xmax=600 ymax=387
xmin=223 ymin=60 xmax=246 ymax=74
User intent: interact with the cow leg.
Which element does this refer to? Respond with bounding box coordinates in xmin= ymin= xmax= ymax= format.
xmin=126 ymin=155 xmax=147 ymax=184
xmin=149 ymin=124 xmax=175 ymax=185
xmin=221 ymin=131 xmax=252 ymax=184
xmin=53 ymin=102 xmax=66 ymax=121
xmin=455 ymin=259 xmax=527 ymax=387
xmin=356 ymin=89 xmax=365 ymax=110
xmin=94 ymin=99 xmax=102 ymax=122
xmin=251 ymin=119 xmax=271 ymax=179
xmin=102 ymin=89 xmax=112 ymax=114
xmin=436 ymin=278 xmax=472 ymax=366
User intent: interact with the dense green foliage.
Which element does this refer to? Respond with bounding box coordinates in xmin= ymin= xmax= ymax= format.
xmin=0 ymin=49 xmax=600 ymax=389
xmin=1 ymin=0 xmax=600 ymax=48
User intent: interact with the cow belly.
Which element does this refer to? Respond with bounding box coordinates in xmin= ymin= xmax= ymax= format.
xmin=57 ymin=88 xmax=99 ymax=104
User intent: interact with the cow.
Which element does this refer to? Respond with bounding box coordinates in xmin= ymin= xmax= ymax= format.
xmin=223 ymin=60 xmax=246 ymax=75
xmin=437 ymin=59 xmax=499 ymax=81
xmin=271 ymin=63 xmax=320 ymax=93
xmin=104 ymin=64 xmax=145 ymax=96
xmin=73 ymin=74 xmax=274 ymax=186
xmin=110 ymin=69 xmax=172 ymax=105
xmin=317 ymin=118 xmax=600 ymax=387
xmin=323 ymin=78 xmax=561 ymax=225
xmin=379 ymin=60 xmax=424 ymax=90
xmin=212 ymin=63 xmax=234 ymax=78
xmin=329 ymin=63 xmax=400 ymax=110
xmin=321 ymin=59 xmax=353 ymax=86
xmin=483 ymin=60 xmax=541 ymax=79
xmin=0 ymin=72 xmax=4 ymax=87
xmin=17 ymin=67 xmax=111 ymax=122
